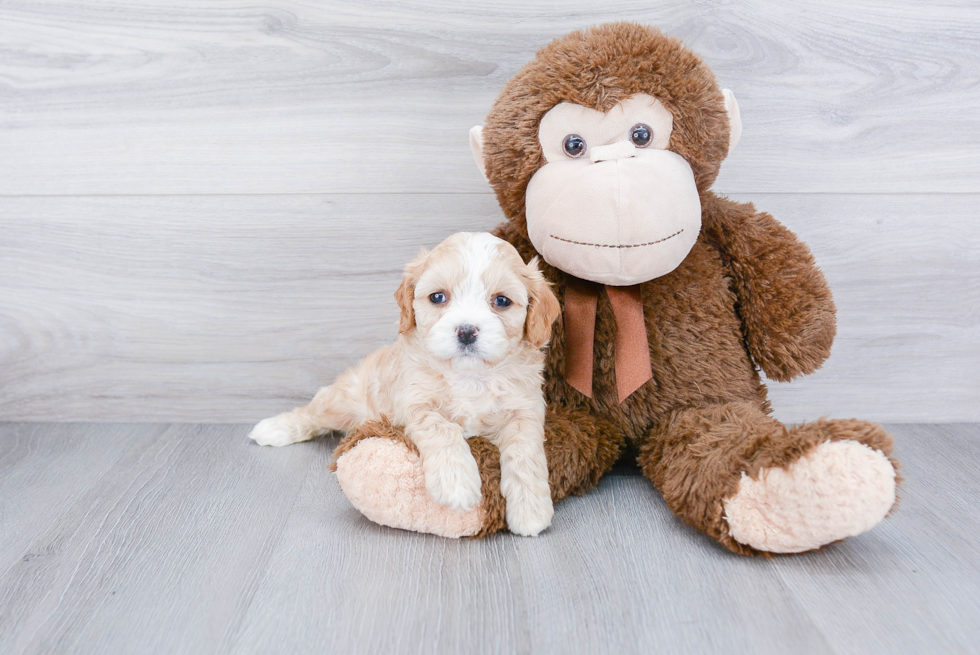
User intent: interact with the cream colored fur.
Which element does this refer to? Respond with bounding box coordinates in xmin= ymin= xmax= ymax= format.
xmin=723 ymin=440 xmax=897 ymax=553
xmin=249 ymin=232 xmax=560 ymax=537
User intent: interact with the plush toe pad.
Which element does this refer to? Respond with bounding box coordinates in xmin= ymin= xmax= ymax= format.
xmin=723 ymin=440 xmax=896 ymax=553
xmin=334 ymin=437 xmax=483 ymax=538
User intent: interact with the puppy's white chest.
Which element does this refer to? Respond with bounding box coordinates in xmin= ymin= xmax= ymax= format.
xmin=448 ymin=375 xmax=501 ymax=438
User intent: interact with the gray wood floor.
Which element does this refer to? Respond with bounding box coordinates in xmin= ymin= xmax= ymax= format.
xmin=0 ymin=423 xmax=977 ymax=654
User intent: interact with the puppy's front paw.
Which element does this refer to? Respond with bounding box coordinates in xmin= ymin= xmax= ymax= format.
xmin=249 ymin=415 xmax=306 ymax=447
xmin=506 ymin=492 xmax=554 ymax=537
xmin=422 ymin=447 xmax=483 ymax=511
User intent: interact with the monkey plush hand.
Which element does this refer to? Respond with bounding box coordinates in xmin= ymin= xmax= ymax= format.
xmin=332 ymin=23 xmax=899 ymax=554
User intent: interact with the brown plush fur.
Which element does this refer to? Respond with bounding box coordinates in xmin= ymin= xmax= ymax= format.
xmin=334 ymin=23 xmax=899 ymax=552
xmin=637 ymin=402 xmax=900 ymax=556
xmin=482 ymin=23 xmax=732 ymax=231
xmin=330 ymin=416 xmax=417 ymax=471
xmin=485 ymin=23 xmax=898 ymax=551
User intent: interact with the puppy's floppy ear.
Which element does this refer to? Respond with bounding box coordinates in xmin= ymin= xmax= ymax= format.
xmin=395 ymin=247 xmax=429 ymax=334
xmin=522 ymin=256 xmax=561 ymax=349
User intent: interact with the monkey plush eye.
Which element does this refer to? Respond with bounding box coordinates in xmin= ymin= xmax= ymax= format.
xmin=492 ymin=295 xmax=512 ymax=309
xmin=562 ymin=134 xmax=587 ymax=158
xmin=429 ymin=292 xmax=447 ymax=304
xmin=629 ymin=123 xmax=653 ymax=147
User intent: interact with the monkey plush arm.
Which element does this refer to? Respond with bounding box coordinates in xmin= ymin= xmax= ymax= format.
xmin=700 ymin=193 xmax=836 ymax=382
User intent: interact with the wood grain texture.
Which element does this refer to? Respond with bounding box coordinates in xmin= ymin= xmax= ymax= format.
xmin=0 ymin=0 xmax=978 ymax=195
xmin=1 ymin=2 xmax=976 ymax=422
xmin=1 ymin=193 xmax=976 ymax=423
xmin=0 ymin=423 xmax=977 ymax=654
xmin=0 ymin=424 xmax=165 ymax=574
xmin=0 ymin=424 xmax=312 ymax=654
xmin=755 ymin=193 xmax=980 ymax=423
xmin=0 ymin=194 xmax=494 ymax=421
xmin=771 ymin=424 xmax=980 ymax=654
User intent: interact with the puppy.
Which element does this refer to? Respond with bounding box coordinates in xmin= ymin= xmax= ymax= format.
xmin=249 ymin=232 xmax=561 ymax=536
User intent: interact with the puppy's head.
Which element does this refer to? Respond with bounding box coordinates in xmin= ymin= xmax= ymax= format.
xmin=395 ymin=232 xmax=560 ymax=366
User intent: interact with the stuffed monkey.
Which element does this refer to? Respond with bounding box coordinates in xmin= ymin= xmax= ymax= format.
xmin=332 ymin=23 xmax=899 ymax=554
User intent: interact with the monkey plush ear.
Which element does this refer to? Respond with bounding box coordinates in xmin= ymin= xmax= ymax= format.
xmin=469 ymin=125 xmax=488 ymax=181
xmin=722 ymin=89 xmax=742 ymax=155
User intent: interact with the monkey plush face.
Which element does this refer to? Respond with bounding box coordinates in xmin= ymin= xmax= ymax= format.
xmin=470 ymin=23 xmax=742 ymax=286
xmin=524 ymin=93 xmax=702 ymax=285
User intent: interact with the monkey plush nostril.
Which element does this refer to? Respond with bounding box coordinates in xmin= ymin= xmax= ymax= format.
xmin=590 ymin=141 xmax=637 ymax=163
xmin=456 ymin=325 xmax=479 ymax=346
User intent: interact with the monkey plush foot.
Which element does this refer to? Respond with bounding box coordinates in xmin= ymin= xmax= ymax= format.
xmin=642 ymin=404 xmax=900 ymax=555
xmin=723 ymin=439 xmax=897 ymax=553
xmin=334 ymin=436 xmax=484 ymax=538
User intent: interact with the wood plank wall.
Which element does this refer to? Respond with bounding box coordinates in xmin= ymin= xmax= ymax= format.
xmin=1 ymin=1 xmax=977 ymax=422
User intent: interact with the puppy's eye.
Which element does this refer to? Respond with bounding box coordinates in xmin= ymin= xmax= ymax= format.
xmin=492 ymin=295 xmax=512 ymax=309
xmin=629 ymin=123 xmax=653 ymax=148
xmin=429 ymin=292 xmax=447 ymax=305
xmin=562 ymin=134 xmax=586 ymax=158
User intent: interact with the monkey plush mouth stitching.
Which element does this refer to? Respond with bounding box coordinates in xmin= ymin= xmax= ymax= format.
xmin=548 ymin=228 xmax=685 ymax=249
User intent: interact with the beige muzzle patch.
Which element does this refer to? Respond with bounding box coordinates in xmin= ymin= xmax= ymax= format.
xmin=525 ymin=148 xmax=702 ymax=286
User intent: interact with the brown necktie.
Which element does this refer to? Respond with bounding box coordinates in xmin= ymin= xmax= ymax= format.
xmin=563 ymin=277 xmax=653 ymax=403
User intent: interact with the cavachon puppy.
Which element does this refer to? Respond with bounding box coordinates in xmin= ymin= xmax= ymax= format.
xmin=249 ymin=232 xmax=561 ymax=537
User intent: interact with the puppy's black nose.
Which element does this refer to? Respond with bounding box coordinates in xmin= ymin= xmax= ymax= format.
xmin=456 ymin=325 xmax=479 ymax=345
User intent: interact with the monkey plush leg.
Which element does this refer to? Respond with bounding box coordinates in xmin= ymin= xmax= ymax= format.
xmin=638 ymin=402 xmax=899 ymax=555
xmin=331 ymin=419 xmax=485 ymax=538
xmin=332 ymin=407 xmax=624 ymax=538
